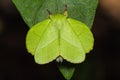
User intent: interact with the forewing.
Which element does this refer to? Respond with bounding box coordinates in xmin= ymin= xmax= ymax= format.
xmin=60 ymin=21 xmax=85 ymax=63
xmin=26 ymin=20 xmax=59 ymax=64
xmin=26 ymin=19 xmax=50 ymax=55
xmin=67 ymin=18 xmax=94 ymax=53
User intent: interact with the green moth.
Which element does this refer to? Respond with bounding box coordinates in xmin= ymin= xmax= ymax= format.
xmin=26 ymin=10 xmax=94 ymax=64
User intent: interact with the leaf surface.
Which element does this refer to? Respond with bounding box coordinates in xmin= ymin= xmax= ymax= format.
xmin=12 ymin=0 xmax=98 ymax=28
xmin=12 ymin=0 xmax=98 ymax=80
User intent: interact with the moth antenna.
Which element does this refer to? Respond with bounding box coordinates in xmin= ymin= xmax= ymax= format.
xmin=64 ymin=4 xmax=67 ymax=11
xmin=47 ymin=9 xmax=53 ymax=18
xmin=47 ymin=9 xmax=52 ymax=15
xmin=64 ymin=5 xmax=68 ymax=17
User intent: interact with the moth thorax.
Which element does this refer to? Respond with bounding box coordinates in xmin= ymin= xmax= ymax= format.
xmin=56 ymin=56 xmax=63 ymax=63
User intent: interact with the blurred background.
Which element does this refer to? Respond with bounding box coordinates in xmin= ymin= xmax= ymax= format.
xmin=0 ymin=0 xmax=120 ymax=80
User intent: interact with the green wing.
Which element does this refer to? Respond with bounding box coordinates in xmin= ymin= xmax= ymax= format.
xmin=67 ymin=18 xmax=94 ymax=53
xmin=26 ymin=19 xmax=59 ymax=64
xmin=60 ymin=20 xmax=85 ymax=63
xmin=26 ymin=13 xmax=94 ymax=64
xmin=60 ymin=18 xmax=94 ymax=63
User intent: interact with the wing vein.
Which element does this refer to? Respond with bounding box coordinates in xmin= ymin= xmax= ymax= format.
xmin=67 ymin=19 xmax=86 ymax=52
xmin=34 ymin=20 xmax=51 ymax=53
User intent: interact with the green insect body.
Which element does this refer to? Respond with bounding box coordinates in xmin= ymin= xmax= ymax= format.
xmin=26 ymin=11 xmax=94 ymax=64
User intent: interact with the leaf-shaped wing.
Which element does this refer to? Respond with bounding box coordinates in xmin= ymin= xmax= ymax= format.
xmin=67 ymin=18 xmax=94 ymax=53
xmin=26 ymin=19 xmax=59 ymax=64
xmin=60 ymin=20 xmax=85 ymax=63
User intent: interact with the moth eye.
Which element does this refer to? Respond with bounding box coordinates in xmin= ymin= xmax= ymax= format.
xmin=56 ymin=56 xmax=63 ymax=63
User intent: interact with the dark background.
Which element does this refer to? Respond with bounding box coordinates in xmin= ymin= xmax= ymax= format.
xmin=0 ymin=0 xmax=120 ymax=80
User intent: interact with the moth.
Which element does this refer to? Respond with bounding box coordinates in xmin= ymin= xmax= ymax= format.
xmin=26 ymin=7 xmax=94 ymax=64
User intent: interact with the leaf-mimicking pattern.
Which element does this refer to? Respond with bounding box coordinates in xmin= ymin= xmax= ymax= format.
xmin=26 ymin=11 xmax=94 ymax=64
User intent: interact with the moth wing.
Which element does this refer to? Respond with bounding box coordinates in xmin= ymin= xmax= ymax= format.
xmin=26 ymin=19 xmax=59 ymax=64
xmin=60 ymin=21 xmax=85 ymax=63
xmin=67 ymin=18 xmax=94 ymax=54
xmin=26 ymin=20 xmax=50 ymax=55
